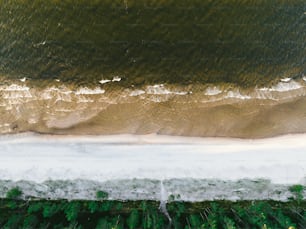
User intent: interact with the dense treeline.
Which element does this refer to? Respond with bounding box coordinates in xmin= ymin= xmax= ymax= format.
xmin=0 ymin=198 xmax=305 ymax=228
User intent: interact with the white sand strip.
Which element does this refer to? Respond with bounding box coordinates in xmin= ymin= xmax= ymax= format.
xmin=0 ymin=133 xmax=305 ymax=185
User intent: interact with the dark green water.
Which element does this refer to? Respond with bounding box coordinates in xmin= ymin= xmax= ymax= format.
xmin=0 ymin=0 xmax=305 ymax=87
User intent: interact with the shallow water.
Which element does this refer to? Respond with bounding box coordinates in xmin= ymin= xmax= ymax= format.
xmin=0 ymin=82 xmax=306 ymax=137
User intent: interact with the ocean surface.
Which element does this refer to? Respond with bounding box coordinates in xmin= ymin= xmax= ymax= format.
xmin=0 ymin=0 xmax=305 ymax=136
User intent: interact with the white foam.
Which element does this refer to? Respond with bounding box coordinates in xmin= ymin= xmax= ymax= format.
xmin=280 ymin=77 xmax=291 ymax=83
xmin=225 ymin=90 xmax=251 ymax=100
xmin=205 ymin=87 xmax=222 ymax=96
xmin=3 ymin=91 xmax=32 ymax=99
xmin=0 ymin=84 xmax=30 ymax=91
xmin=303 ymin=76 xmax=306 ymax=82
xmin=259 ymin=81 xmax=303 ymax=92
xmin=99 ymin=79 xmax=111 ymax=84
xmin=19 ymin=77 xmax=27 ymax=82
xmin=41 ymin=92 xmax=53 ymax=100
xmin=112 ymin=76 xmax=121 ymax=82
xmin=99 ymin=76 xmax=121 ymax=84
xmin=174 ymin=91 xmax=189 ymax=95
xmin=44 ymin=87 xmax=72 ymax=94
xmin=0 ymin=84 xmax=33 ymax=98
xmin=40 ymin=87 xmax=73 ymax=101
xmin=75 ymin=87 xmax=105 ymax=95
xmin=270 ymin=81 xmax=303 ymax=92
xmin=77 ymin=97 xmax=94 ymax=103
xmin=254 ymin=90 xmax=275 ymax=100
xmin=146 ymin=84 xmax=188 ymax=95
xmin=129 ymin=89 xmax=145 ymax=96
xmin=146 ymin=85 xmax=172 ymax=95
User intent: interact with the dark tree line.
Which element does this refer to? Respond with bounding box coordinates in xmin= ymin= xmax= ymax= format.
xmin=0 ymin=198 xmax=305 ymax=229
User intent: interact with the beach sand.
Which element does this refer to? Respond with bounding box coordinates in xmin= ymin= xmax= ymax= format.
xmin=0 ymin=133 xmax=305 ymax=200
xmin=0 ymin=133 xmax=305 ymax=184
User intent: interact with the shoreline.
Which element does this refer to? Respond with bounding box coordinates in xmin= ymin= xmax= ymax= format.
xmin=1 ymin=79 xmax=305 ymax=138
xmin=2 ymin=131 xmax=306 ymax=143
xmin=0 ymin=131 xmax=306 ymax=140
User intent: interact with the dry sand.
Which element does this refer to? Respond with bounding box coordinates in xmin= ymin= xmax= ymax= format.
xmin=0 ymin=133 xmax=305 ymax=184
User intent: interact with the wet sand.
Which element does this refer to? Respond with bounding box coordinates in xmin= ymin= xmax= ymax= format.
xmin=2 ymin=96 xmax=306 ymax=139
xmin=0 ymin=81 xmax=305 ymax=138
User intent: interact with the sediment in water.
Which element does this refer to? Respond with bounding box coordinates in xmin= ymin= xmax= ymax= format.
xmin=1 ymin=80 xmax=306 ymax=138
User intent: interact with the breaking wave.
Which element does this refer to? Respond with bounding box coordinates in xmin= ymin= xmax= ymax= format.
xmin=0 ymin=78 xmax=306 ymax=137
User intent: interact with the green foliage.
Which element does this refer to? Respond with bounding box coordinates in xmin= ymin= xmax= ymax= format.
xmin=23 ymin=215 xmax=39 ymax=228
xmin=273 ymin=209 xmax=296 ymax=228
xmin=96 ymin=216 xmax=123 ymax=229
xmin=65 ymin=222 xmax=82 ymax=229
xmin=289 ymin=185 xmax=304 ymax=201
xmin=43 ymin=203 xmax=60 ymax=218
xmin=223 ymin=217 xmax=236 ymax=229
xmin=189 ymin=214 xmax=202 ymax=227
xmin=168 ymin=194 xmax=182 ymax=202
xmin=127 ymin=210 xmax=139 ymax=229
xmin=96 ymin=190 xmax=109 ymax=200
xmin=64 ymin=202 xmax=81 ymax=222
xmin=28 ymin=202 xmax=44 ymax=213
xmin=6 ymin=200 xmax=17 ymax=209
xmin=100 ymin=201 xmax=113 ymax=212
xmin=6 ymin=187 xmax=22 ymax=199
xmin=116 ymin=202 xmax=123 ymax=211
xmin=88 ymin=201 xmax=99 ymax=213
xmin=0 ymin=199 xmax=304 ymax=228
xmin=5 ymin=215 xmax=23 ymax=229
xmin=142 ymin=207 xmax=165 ymax=229
xmin=96 ymin=218 xmax=109 ymax=229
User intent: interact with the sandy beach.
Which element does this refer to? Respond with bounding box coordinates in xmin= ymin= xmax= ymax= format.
xmin=0 ymin=133 xmax=305 ymax=200
xmin=1 ymin=133 xmax=305 ymax=183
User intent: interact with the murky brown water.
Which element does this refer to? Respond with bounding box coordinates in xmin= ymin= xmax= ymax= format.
xmin=1 ymin=82 xmax=306 ymax=138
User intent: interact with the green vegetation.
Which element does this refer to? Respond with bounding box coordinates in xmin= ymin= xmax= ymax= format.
xmin=289 ymin=185 xmax=304 ymax=202
xmin=96 ymin=190 xmax=109 ymax=200
xmin=0 ymin=199 xmax=305 ymax=228
xmin=0 ymin=0 xmax=305 ymax=87
xmin=5 ymin=187 xmax=23 ymax=199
